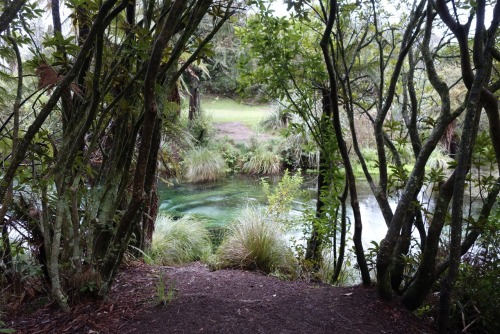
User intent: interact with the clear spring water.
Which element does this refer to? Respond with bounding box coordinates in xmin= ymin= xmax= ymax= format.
xmin=158 ymin=174 xmax=392 ymax=247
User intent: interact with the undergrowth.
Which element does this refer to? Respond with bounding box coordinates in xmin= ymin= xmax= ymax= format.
xmin=149 ymin=215 xmax=212 ymax=265
xmin=215 ymin=208 xmax=297 ymax=277
xmin=243 ymin=146 xmax=282 ymax=175
xmin=181 ymin=147 xmax=226 ymax=183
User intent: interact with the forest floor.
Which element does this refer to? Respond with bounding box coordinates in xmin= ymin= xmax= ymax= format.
xmin=6 ymin=262 xmax=436 ymax=334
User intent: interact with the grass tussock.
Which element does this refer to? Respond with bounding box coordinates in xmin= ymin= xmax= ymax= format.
xmin=150 ymin=215 xmax=212 ymax=265
xmin=182 ymin=147 xmax=226 ymax=182
xmin=243 ymin=147 xmax=282 ymax=175
xmin=215 ymin=209 xmax=297 ymax=277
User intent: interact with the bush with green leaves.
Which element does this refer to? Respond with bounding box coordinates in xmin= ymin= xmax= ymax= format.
xmin=261 ymin=170 xmax=305 ymax=229
xmin=317 ymin=248 xmax=356 ymax=285
xmin=215 ymin=174 xmax=305 ymax=277
xmin=212 ymin=138 xmax=246 ymax=173
xmin=181 ymin=147 xmax=226 ymax=183
xmin=353 ymin=147 xmax=379 ymax=174
xmin=215 ymin=208 xmax=297 ymax=277
xmin=149 ymin=215 xmax=212 ymax=265
xmin=427 ymin=146 xmax=453 ymax=170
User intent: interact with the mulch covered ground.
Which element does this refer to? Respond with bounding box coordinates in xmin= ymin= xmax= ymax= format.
xmin=6 ymin=262 xmax=435 ymax=334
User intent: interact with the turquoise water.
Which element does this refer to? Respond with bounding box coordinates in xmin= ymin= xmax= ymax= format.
xmin=158 ymin=174 xmax=317 ymax=227
xmin=157 ymin=175 xmax=392 ymax=246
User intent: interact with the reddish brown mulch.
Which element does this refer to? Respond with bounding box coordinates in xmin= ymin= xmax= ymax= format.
xmin=6 ymin=263 xmax=435 ymax=334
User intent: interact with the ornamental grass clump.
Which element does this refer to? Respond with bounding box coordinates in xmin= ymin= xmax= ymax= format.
xmin=181 ymin=147 xmax=226 ymax=182
xmin=216 ymin=209 xmax=297 ymax=277
xmin=150 ymin=215 xmax=212 ymax=265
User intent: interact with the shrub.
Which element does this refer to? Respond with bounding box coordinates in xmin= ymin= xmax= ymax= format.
xmin=316 ymin=249 xmax=356 ymax=285
xmin=149 ymin=215 xmax=212 ymax=265
xmin=212 ymin=138 xmax=246 ymax=173
xmin=359 ymin=147 xmax=378 ymax=167
xmin=243 ymin=146 xmax=282 ymax=175
xmin=181 ymin=147 xmax=226 ymax=182
xmin=261 ymin=170 xmax=304 ymax=229
xmin=215 ymin=209 xmax=297 ymax=277
xmin=184 ymin=110 xmax=214 ymax=145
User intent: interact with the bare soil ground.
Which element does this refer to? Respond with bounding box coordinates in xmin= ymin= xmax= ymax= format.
xmin=6 ymin=262 xmax=435 ymax=334
xmin=214 ymin=122 xmax=273 ymax=144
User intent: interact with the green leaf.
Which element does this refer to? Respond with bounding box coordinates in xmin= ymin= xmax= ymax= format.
xmin=0 ymin=329 xmax=16 ymax=333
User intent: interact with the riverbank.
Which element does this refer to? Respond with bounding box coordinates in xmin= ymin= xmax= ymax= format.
xmin=6 ymin=261 xmax=435 ymax=333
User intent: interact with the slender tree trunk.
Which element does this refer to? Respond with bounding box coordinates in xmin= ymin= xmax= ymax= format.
xmin=141 ymin=117 xmax=162 ymax=251
xmin=391 ymin=213 xmax=413 ymax=292
xmin=187 ymin=67 xmax=201 ymax=121
xmin=305 ymin=152 xmax=326 ymax=265
xmin=331 ymin=181 xmax=348 ymax=283
xmin=46 ymin=196 xmax=70 ymax=311
xmin=438 ymin=84 xmax=483 ymax=334
xmin=319 ymin=2 xmax=371 ymax=285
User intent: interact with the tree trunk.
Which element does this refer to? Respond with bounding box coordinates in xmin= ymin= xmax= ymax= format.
xmin=438 ymin=10 xmax=491 ymax=325
xmin=319 ymin=2 xmax=371 ymax=285
xmin=391 ymin=213 xmax=413 ymax=292
xmin=187 ymin=67 xmax=201 ymax=121
xmin=331 ymin=181 xmax=348 ymax=283
xmin=98 ymin=0 xmax=190 ymax=297
xmin=305 ymin=153 xmax=326 ymax=266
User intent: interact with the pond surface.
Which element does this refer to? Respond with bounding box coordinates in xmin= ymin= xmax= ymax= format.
xmin=158 ymin=174 xmax=392 ymax=247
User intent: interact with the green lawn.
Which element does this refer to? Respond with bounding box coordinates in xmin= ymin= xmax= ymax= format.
xmin=201 ymin=96 xmax=272 ymax=127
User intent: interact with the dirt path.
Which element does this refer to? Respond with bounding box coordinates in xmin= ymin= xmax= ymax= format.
xmin=214 ymin=122 xmax=273 ymax=144
xmin=7 ymin=262 xmax=434 ymax=333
